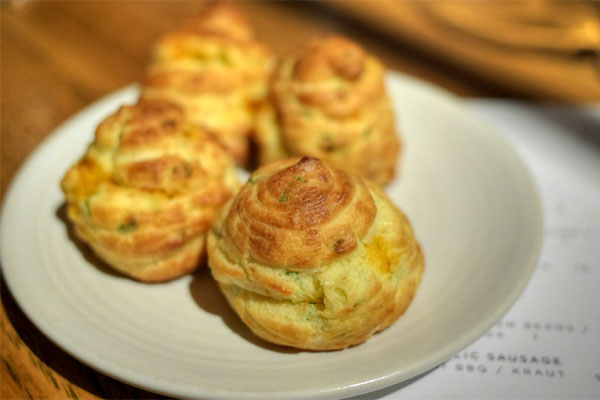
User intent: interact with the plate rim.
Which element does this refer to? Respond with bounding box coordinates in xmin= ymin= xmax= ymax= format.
xmin=0 ymin=72 xmax=544 ymax=399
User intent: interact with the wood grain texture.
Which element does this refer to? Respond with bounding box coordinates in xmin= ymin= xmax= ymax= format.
xmin=1 ymin=1 xmax=593 ymax=398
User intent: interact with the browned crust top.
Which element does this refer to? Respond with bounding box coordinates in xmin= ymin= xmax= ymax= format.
xmin=224 ymin=157 xmax=377 ymax=268
xmin=274 ymin=35 xmax=385 ymax=119
xmin=61 ymin=98 xmax=237 ymax=235
xmin=175 ymin=1 xmax=254 ymax=41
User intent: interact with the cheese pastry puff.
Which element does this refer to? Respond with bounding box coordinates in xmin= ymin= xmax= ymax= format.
xmin=207 ymin=156 xmax=423 ymax=350
xmin=254 ymin=35 xmax=400 ymax=185
xmin=61 ymin=100 xmax=240 ymax=282
xmin=142 ymin=2 xmax=274 ymax=165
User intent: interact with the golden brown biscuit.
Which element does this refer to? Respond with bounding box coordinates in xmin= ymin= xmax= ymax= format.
xmin=207 ymin=156 xmax=423 ymax=350
xmin=254 ymin=35 xmax=401 ymax=185
xmin=61 ymin=100 xmax=240 ymax=282
xmin=142 ymin=2 xmax=275 ymax=165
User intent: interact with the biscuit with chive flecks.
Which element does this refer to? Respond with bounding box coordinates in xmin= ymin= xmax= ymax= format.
xmin=61 ymin=100 xmax=240 ymax=282
xmin=254 ymin=35 xmax=400 ymax=185
xmin=207 ymin=156 xmax=423 ymax=350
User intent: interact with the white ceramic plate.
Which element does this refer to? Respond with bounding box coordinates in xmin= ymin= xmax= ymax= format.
xmin=0 ymin=73 xmax=542 ymax=399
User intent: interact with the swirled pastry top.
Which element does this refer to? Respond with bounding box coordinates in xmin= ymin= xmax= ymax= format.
xmin=61 ymin=100 xmax=239 ymax=281
xmin=222 ymin=156 xmax=377 ymax=269
xmin=144 ymin=2 xmax=273 ymax=98
xmin=174 ymin=1 xmax=254 ymax=41
xmin=65 ymin=100 xmax=236 ymax=198
xmin=254 ymin=35 xmax=400 ymax=185
xmin=274 ymin=35 xmax=386 ymax=119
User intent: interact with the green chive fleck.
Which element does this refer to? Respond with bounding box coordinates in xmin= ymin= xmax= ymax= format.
xmin=183 ymin=163 xmax=192 ymax=177
xmin=117 ymin=220 xmax=138 ymax=233
xmin=82 ymin=199 xmax=91 ymax=217
xmin=322 ymin=134 xmax=335 ymax=152
xmin=295 ymin=176 xmax=308 ymax=183
xmin=279 ymin=192 xmax=288 ymax=203
xmin=219 ymin=52 xmax=231 ymax=66
xmin=334 ymin=288 xmax=347 ymax=302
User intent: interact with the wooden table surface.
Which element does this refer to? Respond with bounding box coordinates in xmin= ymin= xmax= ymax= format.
xmin=1 ymin=1 xmax=598 ymax=398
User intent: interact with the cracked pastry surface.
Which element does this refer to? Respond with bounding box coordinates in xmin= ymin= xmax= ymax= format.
xmin=254 ymin=35 xmax=401 ymax=185
xmin=142 ymin=2 xmax=275 ymax=165
xmin=207 ymin=156 xmax=423 ymax=350
xmin=61 ymin=100 xmax=240 ymax=282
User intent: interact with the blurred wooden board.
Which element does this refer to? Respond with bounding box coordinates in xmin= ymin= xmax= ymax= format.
xmin=321 ymin=0 xmax=600 ymax=102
